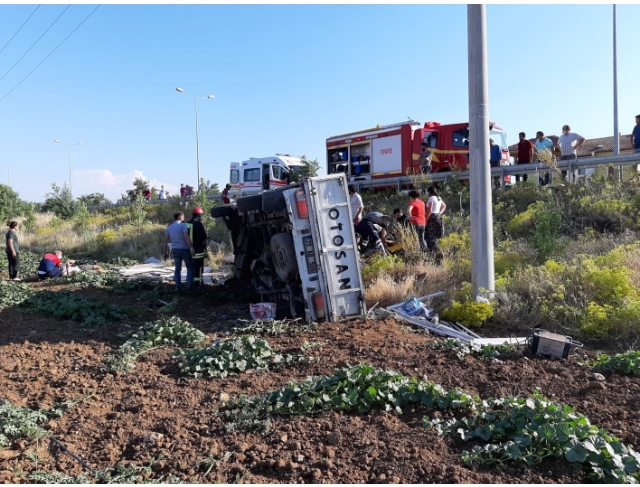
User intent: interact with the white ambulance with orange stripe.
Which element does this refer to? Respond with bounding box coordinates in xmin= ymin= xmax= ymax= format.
xmin=326 ymin=120 xmax=512 ymax=188
xmin=229 ymin=154 xmax=304 ymax=198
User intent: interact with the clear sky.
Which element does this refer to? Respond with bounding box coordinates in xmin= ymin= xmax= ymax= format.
xmin=1 ymin=3 xmax=639 ymax=203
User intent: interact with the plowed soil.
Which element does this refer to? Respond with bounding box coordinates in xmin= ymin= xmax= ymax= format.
xmin=1 ymin=282 xmax=639 ymax=484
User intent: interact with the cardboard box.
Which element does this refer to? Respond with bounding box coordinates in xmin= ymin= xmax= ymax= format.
xmin=250 ymin=303 xmax=276 ymax=320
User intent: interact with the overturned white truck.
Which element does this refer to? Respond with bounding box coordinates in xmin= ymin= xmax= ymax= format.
xmin=211 ymin=173 xmax=366 ymax=323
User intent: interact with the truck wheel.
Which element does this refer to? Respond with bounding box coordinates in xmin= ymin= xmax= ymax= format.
xmin=262 ymin=190 xmax=286 ymax=212
xmin=270 ymin=233 xmax=297 ymax=281
xmin=236 ymin=194 xmax=263 ymax=213
xmin=210 ymin=205 xmax=236 ymax=218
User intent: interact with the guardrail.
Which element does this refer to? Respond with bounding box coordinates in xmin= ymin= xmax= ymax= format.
xmin=87 ymin=194 xmax=222 ymax=211
xmin=88 ymin=154 xmax=640 ymax=211
xmin=350 ymin=153 xmax=640 ymax=192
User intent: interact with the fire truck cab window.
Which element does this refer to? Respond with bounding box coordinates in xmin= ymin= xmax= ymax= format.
xmin=244 ymin=168 xmax=260 ymax=182
xmin=423 ymin=132 xmax=438 ymax=148
xmin=230 ymin=169 xmax=239 ymax=185
xmin=453 ymin=128 xmax=470 ymax=148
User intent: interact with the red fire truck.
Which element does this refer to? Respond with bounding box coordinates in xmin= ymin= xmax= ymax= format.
xmin=326 ymin=120 xmax=511 ymax=187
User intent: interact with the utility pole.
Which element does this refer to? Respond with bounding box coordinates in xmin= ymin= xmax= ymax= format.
xmin=467 ymin=4 xmax=495 ymax=299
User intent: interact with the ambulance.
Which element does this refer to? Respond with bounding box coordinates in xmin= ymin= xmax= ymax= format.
xmin=228 ymin=154 xmax=304 ymax=198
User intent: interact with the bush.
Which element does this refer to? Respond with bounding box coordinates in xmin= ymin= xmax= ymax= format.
xmin=441 ymin=301 xmax=494 ymax=328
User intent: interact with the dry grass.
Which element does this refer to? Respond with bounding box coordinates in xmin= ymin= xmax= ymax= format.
xmin=365 ymin=259 xmax=455 ymax=309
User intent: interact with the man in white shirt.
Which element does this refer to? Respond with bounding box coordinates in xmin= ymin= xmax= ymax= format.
xmin=348 ymin=184 xmax=364 ymax=224
xmin=159 ymin=185 xmax=167 ymax=200
xmin=556 ymin=125 xmax=585 ymax=182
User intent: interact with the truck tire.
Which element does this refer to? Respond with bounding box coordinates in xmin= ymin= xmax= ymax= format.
xmin=270 ymin=233 xmax=297 ymax=281
xmin=210 ymin=205 xmax=236 ymax=218
xmin=236 ymin=194 xmax=263 ymax=213
xmin=262 ymin=190 xmax=286 ymax=213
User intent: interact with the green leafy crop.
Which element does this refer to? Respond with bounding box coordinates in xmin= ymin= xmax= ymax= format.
xmin=590 ymin=350 xmax=640 ymax=376
xmin=177 ymin=335 xmax=308 ymax=379
xmin=104 ymin=317 xmax=206 ymax=372
xmin=425 ymin=391 xmax=640 ymax=483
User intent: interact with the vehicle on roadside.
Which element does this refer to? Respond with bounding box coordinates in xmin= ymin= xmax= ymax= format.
xmin=228 ymin=154 xmax=304 ymax=199
xmin=326 ymin=119 xmax=512 ymax=189
xmin=211 ymin=173 xmax=366 ymax=323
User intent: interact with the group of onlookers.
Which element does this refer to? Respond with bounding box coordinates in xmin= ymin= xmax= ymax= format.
xmin=348 ymin=184 xmax=446 ymax=260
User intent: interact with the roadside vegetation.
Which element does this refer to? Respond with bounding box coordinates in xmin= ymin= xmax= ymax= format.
xmin=4 ymin=172 xmax=640 ymax=345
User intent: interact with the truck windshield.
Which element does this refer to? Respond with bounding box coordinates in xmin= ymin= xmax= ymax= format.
xmin=490 ymin=129 xmax=508 ymax=149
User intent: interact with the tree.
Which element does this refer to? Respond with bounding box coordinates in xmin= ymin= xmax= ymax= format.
xmin=119 ymin=176 xmax=157 ymax=203
xmin=129 ymin=190 xmax=148 ymax=234
xmin=41 ymin=183 xmax=80 ymax=219
xmin=77 ymin=193 xmax=112 ymax=207
xmin=291 ymin=155 xmax=321 ymax=182
xmin=0 ymin=184 xmax=32 ymax=224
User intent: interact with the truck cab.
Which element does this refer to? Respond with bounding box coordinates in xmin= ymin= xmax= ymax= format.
xmin=414 ymin=122 xmax=511 ymax=174
xmin=229 ymin=154 xmax=304 ymax=199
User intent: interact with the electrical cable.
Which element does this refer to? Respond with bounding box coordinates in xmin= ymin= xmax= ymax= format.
xmin=0 ymin=5 xmax=100 ymax=104
xmin=0 ymin=5 xmax=41 ymax=56
xmin=0 ymin=5 xmax=70 ymax=84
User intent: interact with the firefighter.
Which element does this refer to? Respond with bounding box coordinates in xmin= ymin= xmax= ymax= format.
xmin=186 ymin=207 xmax=208 ymax=287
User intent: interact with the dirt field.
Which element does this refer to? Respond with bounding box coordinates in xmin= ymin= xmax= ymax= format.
xmin=1 ymin=282 xmax=639 ymax=484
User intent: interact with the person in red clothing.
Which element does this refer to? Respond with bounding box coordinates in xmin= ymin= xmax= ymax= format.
xmin=221 ymin=183 xmax=231 ymax=204
xmin=143 ymin=188 xmax=152 ymax=201
xmin=407 ymin=190 xmax=427 ymax=253
xmin=515 ymin=132 xmax=534 ymax=183
xmin=37 ymin=251 xmax=64 ymax=280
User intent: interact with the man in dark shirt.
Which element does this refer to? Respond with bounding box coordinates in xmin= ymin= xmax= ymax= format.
xmin=516 ymin=132 xmax=534 ymax=183
xmin=393 ymin=208 xmax=410 ymax=227
xmin=187 ymin=207 xmax=208 ymax=287
xmin=221 ymin=183 xmax=231 ymax=204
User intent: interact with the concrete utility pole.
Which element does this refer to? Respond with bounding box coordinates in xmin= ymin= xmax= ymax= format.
xmin=613 ymin=5 xmax=620 ymax=156
xmin=467 ymin=4 xmax=495 ymax=299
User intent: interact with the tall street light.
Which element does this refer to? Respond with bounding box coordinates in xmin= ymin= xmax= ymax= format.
xmin=175 ymin=87 xmax=214 ymax=192
xmin=54 ymin=139 xmax=83 ymax=196
xmin=0 ymin=164 xmax=20 ymax=186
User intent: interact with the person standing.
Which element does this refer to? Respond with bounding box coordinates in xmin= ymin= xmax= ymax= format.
xmin=158 ymin=185 xmax=167 ymax=200
xmin=631 ymin=115 xmax=640 ymax=154
xmin=489 ymin=138 xmax=502 ymax=187
xmin=186 ymin=207 xmax=208 ymax=287
xmin=557 ymin=124 xmax=585 ymax=181
xmin=515 ymin=132 xmax=534 ymax=183
xmin=180 ymin=184 xmax=187 ymax=199
xmin=221 ymin=183 xmax=232 ymax=204
xmin=407 ymin=190 xmax=428 ymax=253
xmin=424 ymin=186 xmax=446 ymax=254
xmin=5 ymin=221 xmax=20 ymax=281
xmin=419 ymin=142 xmax=433 ymax=174
xmin=37 ymin=251 xmax=64 ymax=280
xmin=143 ymin=188 xmax=152 ymax=201
xmin=162 ymin=211 xmax=195 ymax=291
xmin=534 ymin=131 xmax=554 ymax=185
xmin=348 ymin=185 xmax=364 ymax=224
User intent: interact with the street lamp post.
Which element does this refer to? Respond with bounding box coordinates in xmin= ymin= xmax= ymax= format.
xmin=54 ymin=139 xmax=83 ymax=196
xmin=175 ymin=87 xmax=214 ymax=192
xmin=0 ymin=164 xmax=20 ymax=186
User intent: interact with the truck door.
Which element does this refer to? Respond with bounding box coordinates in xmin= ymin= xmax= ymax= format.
xmin=451 ymin=127 xmax=470 ymax=171
xmin=262 ymin=164 xmax=270 ymax=190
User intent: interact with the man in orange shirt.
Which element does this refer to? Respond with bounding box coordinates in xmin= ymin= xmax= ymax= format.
xmin=407 ymin=190 xmax=427 ymax=253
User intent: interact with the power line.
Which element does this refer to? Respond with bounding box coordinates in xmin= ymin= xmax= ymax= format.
xmin=0 ymin=5 xmax=70 ymax=84
xmin=0 ymin=5 xmax=41 ymax=56
xmin=0 ymin=5 xmax=100 ymax=104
